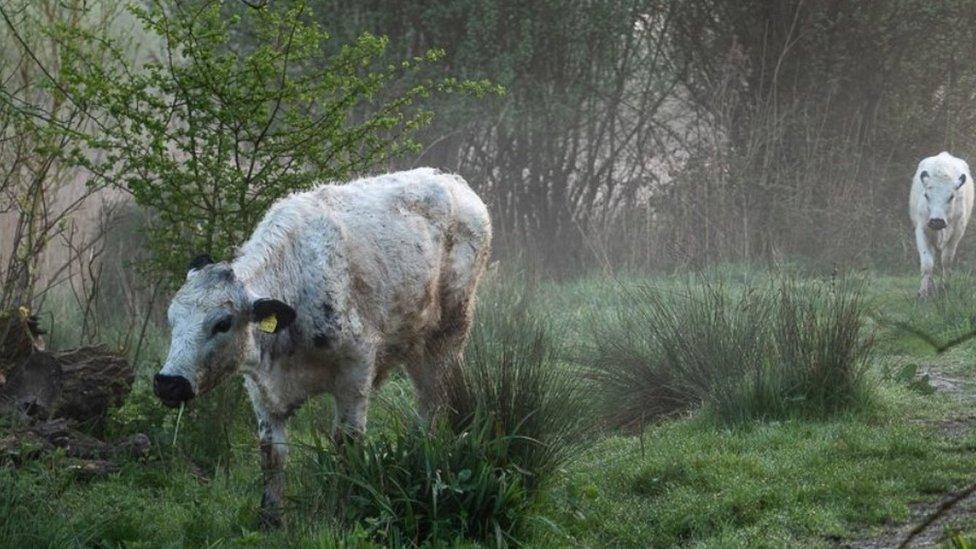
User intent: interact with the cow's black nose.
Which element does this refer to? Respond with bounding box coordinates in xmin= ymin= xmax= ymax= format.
xmin=153 ymin=374 xmax=194 ymax=407
xmin=928 ymin=218 xmax=947 ymax=230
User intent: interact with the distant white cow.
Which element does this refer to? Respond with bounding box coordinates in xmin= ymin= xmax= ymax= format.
xmin=909 ymin=152 xmax=974 ymax=298
xmin=152 ymin=168 xmax=492 ymax=526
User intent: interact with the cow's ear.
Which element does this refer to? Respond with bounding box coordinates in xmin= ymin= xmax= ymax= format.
xmin=187 ymin=254 xmax=214 ymax=277
xmin=957 ymin=173 xmax=968 ymax=190
xmin=251 ymin=298 xmax=297 ymax=334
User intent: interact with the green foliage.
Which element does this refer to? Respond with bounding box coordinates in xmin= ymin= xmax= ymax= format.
xmin=589 ymin=276 xmax=875 ymax=427
xmin=884 ymin=363 xmax=938 ymax=396
xmin=106 ymin=380 xmax=252 ymax=473
xmin=169 ymin=382 xmax=254 ymax=472
xmin=62 ymin=0 xmax=498 ymax=280
xmin=876 ymin=276 xmax=976 ymax=357
xmin=950 ymin=532 xmax=976 ymax=549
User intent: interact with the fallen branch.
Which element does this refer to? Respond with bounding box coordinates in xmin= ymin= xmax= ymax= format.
xmin=874 ymin=314 xmax=976 ymax=355
xmin=898 ymin=482 xmax=976 ymax=548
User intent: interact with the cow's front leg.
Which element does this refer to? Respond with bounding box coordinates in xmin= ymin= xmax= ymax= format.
xmin=244 ymin=377 xmax=290 ymax=528
xmin=916 ymin=226 xmax=937 ymax=299
xmin=257 ymin=415 xmax=288 ymax=528
xmin=942 ymin=232 xmax=961 ymax=280
xmin=332 ymin=357 xmax=374 ymax=443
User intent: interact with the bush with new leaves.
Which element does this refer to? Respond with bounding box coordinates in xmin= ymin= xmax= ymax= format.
xmin=62 ymin=0 xmax=498 ymax=280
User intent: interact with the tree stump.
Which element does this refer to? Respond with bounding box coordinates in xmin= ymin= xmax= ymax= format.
xmin=0 ymin=308 xmax=134 ymax=423
xmin=0 ymin=345 xmax=134 ymax=423
xmin=0 ymin=310 xmax=148 ymax=477
xmin=0 ymin=352 xmax=61 ymax=419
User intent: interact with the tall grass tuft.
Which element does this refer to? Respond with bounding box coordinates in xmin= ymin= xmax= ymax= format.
xmin=764 ymin=279 xmax=874 ymax=417
xmin=588 ymin=279 xmax=766 ymax=428
xmin=589 ymin=276 xmax=875 ymax=427
xmin=172 ymin=382 xmax=253 ymax=471
xmin=297 ymin=414 xmax=533 ymax=546
xmin=437 ymin=275 xmax=590 ymax=486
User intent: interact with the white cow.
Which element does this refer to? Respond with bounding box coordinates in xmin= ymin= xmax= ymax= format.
xmin=910 ymin=151 xmax=974 ymax=298
xmin=153 ymin=168 xmax=492 ymax=526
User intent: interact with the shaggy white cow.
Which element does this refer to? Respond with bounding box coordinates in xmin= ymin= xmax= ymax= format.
xmin=910 ymin=151 xmax=975 ymax=298
xmin=153 ymin=168 xmax=492 ymax=526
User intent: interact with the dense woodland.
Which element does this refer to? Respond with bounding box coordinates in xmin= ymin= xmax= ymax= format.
xmin=310 ymin=1 xmax=976 ymax=271
xmin=4 ymin=1 xmax=976 ymax=310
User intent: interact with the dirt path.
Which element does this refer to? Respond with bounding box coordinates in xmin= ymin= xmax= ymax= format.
xmin=844 ymin=366 xmax=976 ymax=548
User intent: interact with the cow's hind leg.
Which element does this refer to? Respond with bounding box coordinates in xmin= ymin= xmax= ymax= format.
xmin=408 ymin=294 xmax=475 ymax=421
xmin=410 ymin=208 xmax=489 ymax=421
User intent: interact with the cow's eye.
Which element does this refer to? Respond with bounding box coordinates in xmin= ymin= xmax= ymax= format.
xmin=949 ymin=194 xmax=955 ymax=202
xmin=924 ymin=193 xmax=930 ymax=200
xmin=211 ymin=316 xmax=233 ymax=335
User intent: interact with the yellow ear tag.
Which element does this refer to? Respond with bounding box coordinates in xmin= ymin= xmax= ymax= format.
xmin=257 ymin=314 xmax=278 ymax=333
xmin=18 ymin=306 xmax=30 ymax=319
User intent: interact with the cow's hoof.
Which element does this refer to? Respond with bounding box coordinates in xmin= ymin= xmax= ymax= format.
xmin=258 ymin=492 xmax=283 ymax=530
xmin=331 ymin=427 xmax=364 ymax=448
xmin=918 ymin=281 xmax=937 ymax=300
xmin=258 ymin=508 xmax=282 ymax=530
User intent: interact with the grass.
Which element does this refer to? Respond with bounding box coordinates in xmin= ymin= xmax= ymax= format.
xmin=3 ymin=269 xmax=976 ymax=547
xmin=873 ymin=275 xmax=976 ymax=359
xmin=543 ymin=393 xmax=976 ymax=547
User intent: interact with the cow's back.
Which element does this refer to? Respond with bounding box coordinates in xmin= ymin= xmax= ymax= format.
xmin=326 ymin=167 xmax=488 ymax=295
xmin=236 ymin=169 xmax=489 ymax=359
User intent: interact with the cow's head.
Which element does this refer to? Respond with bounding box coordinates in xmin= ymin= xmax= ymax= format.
xmin=153 ymin=255 xmax=296 ymax=407
xmin=921 ymin=169 xmax=967 ymax=231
